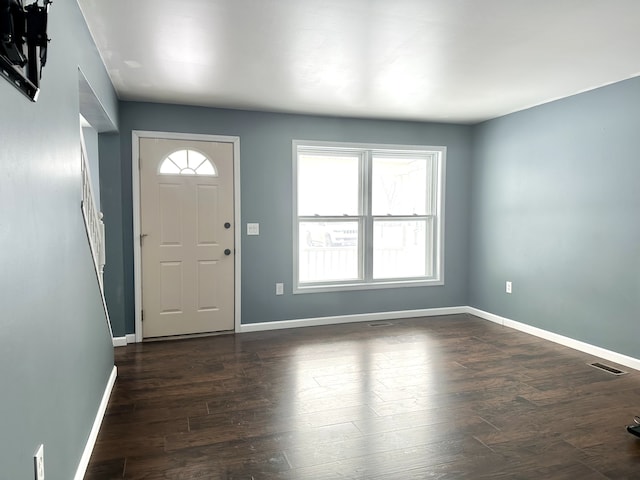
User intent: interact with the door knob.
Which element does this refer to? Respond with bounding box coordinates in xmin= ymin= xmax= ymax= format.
xmin=224 ymin=249 xmax=231 ymax=256
xmin=224 ymin=222 xmax=231 ymax=229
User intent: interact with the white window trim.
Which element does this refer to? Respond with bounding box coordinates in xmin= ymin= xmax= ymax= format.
xmin=292 ymin=140 xmax=446 ymax=294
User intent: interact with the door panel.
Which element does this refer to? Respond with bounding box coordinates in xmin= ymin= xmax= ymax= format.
xmin=159 ymin=184 xmax=182 ymax=245
xmin=140 ymin=138 xmax=234 ymax=338
xmin=197 ymin=261 xmax=218 ymax=311
xmin=160 ymin=261 xmax=183 ymax=313
xmin=196 ymin=185 xmax=218 ymax=244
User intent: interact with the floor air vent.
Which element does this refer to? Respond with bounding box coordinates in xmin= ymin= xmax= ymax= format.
xmin=368 ymin=322 xmax=393 ymax=327
xmin=589 ymin=362 xmax=627 ymax=375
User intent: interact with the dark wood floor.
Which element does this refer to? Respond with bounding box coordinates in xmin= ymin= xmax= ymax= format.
xmin=86 ymin=314 xmax=640 ymax=479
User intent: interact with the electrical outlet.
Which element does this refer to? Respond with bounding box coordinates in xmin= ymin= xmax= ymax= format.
xmin=506 ymin=281 xmax=512 ymax=294
xmin=34 ymin=444 xmax=44 ymax=480
xmin=275 ymin=283 xmax=284 ymax=295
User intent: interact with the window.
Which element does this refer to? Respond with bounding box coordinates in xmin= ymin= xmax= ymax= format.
xmin=159 ymin=149 xmax=217 ymax=176
xmin=293 ymin=141 xmax=445 ymax=293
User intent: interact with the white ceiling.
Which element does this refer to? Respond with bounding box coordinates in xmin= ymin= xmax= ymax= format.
xmin=77 ymin=0 xmax=640 ymax=124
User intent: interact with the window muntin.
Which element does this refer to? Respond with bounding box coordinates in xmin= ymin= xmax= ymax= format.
xmin=294 ymin=141 xmax=445 ymax=293
xmin=159 ymin=149 xmax=217 ymax=176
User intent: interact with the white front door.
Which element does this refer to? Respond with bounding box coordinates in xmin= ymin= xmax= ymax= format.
xmin=139 ymin=137 xmax=235 ymax=338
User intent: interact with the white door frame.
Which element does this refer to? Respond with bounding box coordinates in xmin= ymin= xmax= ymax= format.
xmin=132 ymin=130 xmax=242 ymax=342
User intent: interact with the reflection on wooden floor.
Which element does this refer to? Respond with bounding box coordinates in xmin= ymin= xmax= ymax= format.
xmin=86 ymin=314 xmax=640 ymax=479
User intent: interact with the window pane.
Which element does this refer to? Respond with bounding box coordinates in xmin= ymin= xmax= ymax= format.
xmin=299 ymin=221 xmax=359 ymax=283
xmin=159 ymin=158 xmax=180 ymax=174
xmin=373 ymin=219 xmax=432 ymax=279
xmin=372 ymin=156 xmax=429 ymax=215
xmin=160 ymin=150 xmax=217 ymax=176
xmin=298 ymin=154 xmax=360 ymax=216
xmin=195 ymin=159 xmax=216 ymax=175
xmin=168 ymin=150 xmax=188 ymax=169
xmin=187 ymin=150 xmax=207 ymax=170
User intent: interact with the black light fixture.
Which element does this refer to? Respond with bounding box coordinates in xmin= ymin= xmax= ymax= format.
xmin=0 ymin=0 xmax=51 ymax=102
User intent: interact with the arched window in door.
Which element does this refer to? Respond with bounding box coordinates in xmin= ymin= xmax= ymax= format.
xmin=158 ymin=149 xmax=217 ymax=176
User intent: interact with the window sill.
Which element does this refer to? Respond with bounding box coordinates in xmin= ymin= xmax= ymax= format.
xmin=293 ymin=278 xmax=443 ymax=294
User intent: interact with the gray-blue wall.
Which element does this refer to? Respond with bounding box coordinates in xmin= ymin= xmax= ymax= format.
xmin=102 ymin=74 xmax=640 ymax=364
xmin=100 ymin=132 xmax=126 ymax=341
xmin=0 ymin=1 xmax=117 ymax=478
xmin=103 ymin=104 xmax=473 ymax=335
xmin=470 ymin=76 xmax=640 ymax=359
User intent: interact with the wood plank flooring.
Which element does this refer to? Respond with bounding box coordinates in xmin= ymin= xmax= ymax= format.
xmin=85 ymin=314 xmax=640 ymax=479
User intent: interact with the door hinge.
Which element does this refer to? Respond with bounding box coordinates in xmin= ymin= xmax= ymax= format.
xmin=141 ymin=310 xmax=144 ymax=322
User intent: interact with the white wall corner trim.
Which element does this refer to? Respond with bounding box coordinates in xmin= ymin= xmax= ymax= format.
xmin=238 ymin=306 xmax=468 ymax=333
xmin=466 ymin=307 xmax=640 ymax=372
xmin=74 ymin=365 xmax=117 ymax=480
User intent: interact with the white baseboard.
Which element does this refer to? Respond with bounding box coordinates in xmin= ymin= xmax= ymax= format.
xmin=112 ymin=333 xmax=137 ymax=347
xmin=123 ymin=304 xmax=640 ymax=372
xmin=238 ymin=306 xmax=468 ymax=333
xmin=466 ymin=307 xmax=640 ymax=372
xmin=74 ymin=365 xmax=117 ymax=480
